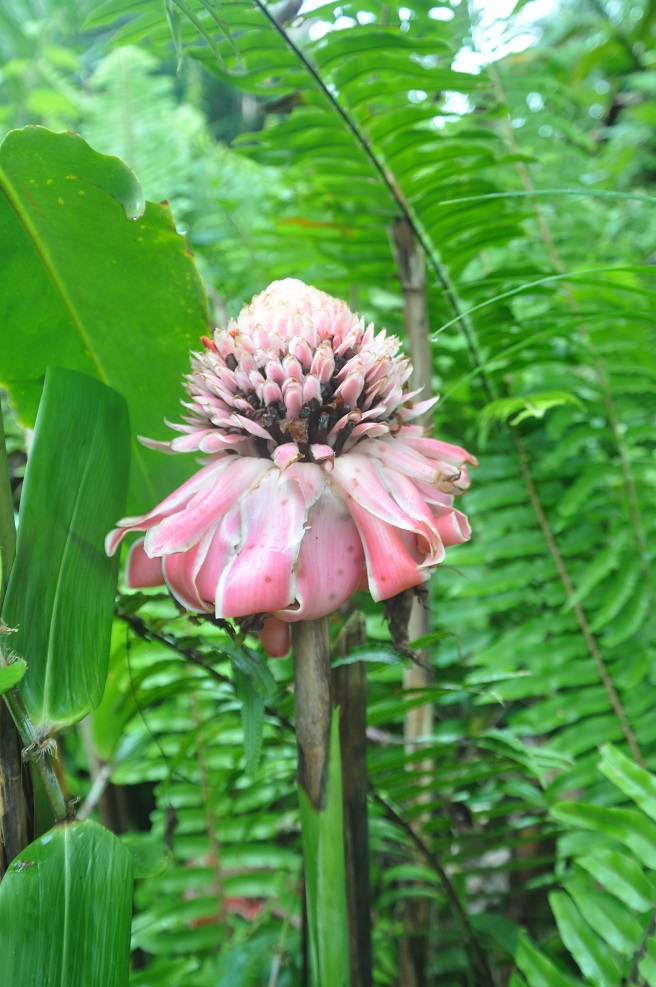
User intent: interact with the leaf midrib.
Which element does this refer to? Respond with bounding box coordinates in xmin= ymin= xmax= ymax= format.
xmin=41 ymin=419 xmax=98 ymax=722
xmin=0 ymin=167 xmax=109 ymax=385
xmin=0 ymin=164 xmax=158 ymax=505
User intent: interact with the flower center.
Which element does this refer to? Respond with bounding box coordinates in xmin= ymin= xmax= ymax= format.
xmin=189 ymin=306 xmax=414 ymax=467
xmin=227 ymin=353 xmax=399 ymax=462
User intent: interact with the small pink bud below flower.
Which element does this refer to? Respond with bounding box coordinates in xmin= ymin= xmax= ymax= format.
xmin=106 ymin=279 xmax=476 ymax=656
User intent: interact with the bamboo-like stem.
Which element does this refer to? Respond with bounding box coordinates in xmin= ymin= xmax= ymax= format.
xmin=0 ymin=411 xmax=16 ymax=600
xmin=0 ymin=411 xmax=33 ymax=868
xmin=292 ymin=618 xmax=333 ymax=811
xmin=333 ymin=612 xmax=371 ymax=987
xmin=0 ymin=678 xmax=71 ymax=822
xmin=291 ymin=617 xmax=350 ymax=987
xmin=0 ymin=410 xmax=71 ymax=825
xmin=0 ymin=702 xmax=30 ymax=876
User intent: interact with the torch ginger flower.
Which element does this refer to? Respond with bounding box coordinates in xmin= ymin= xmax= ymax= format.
xmin=106 ymin=279 xmax=476 ymax=655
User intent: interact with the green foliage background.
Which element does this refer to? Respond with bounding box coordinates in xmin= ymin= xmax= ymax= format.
xmin=1 ymin=0 xmax=655 ymax=984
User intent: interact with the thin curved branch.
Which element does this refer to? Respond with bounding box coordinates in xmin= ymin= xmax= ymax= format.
xmin=370 ymin=788 xmax=497 ymax=987
xmin=251 ymin=0 xmax=493 ymax=398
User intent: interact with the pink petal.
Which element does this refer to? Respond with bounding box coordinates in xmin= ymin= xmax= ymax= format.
xmin=137 ymin=436 xmax=179 ymax=454
xmin=376 ymin=468 xmax=441 ymax=560
xmin=145 ymin=457 xmax=270 ymax=556
xmin=197 ymin=432 xmax=250 ymax=454
xmin=167 ymin=430 xmax=240 ymax=454
xmin=289 ymin=336 xmax=313 ymax=369
xmin=413 ymin=479 xmax=455 ymax=508
xmin=346 ymin=422 xmax=389 ymax=442
xmin=282 ymin=378 xmax=303 ymax=418
xmin=195 ymin=508 xmax=241 ymax=603
xmin=335 ymin=369 xmax=365 ymax=408
xmin=310 ymin=444 xmax=334 ymax=469
xmin=216 ymin=470 xmax=306 ymax=617
xmin=364 ymin=438 xmax=439 ymax=483
xmin=277 ymin=487 xmax=364 ymax=621
xmin=310 ymin=341 xmax=335 ymax=382
xmin=273 ymin=443 xmax=302 ymax=469
xmin=437 ymin=469 xmax=470 ymax=494
xmin=265 ymin=359 xmax=285 ymax=386
xmin=230 ymin=414 xmax=272 ymax=440
xmin=259 ymin=617 xmax=290 ymax=658
xmin=343 ymin=493 xmax=430 ymax=601
xmin=262 ymin=380 xmax=283 ymax=405
xmin=327 ymin=409 xmax=361 ymax=439
xmin=285 ymin=462 xmax=326 ymax=509
xmin=125 ymin=538 xmax=165 ymax=588
xmin=398 ymin=395 xmax=440 ymax=421
xmin=163 ymin=533 xmax=216 ymax=612
xmin=248 ymin=370 xmax=265 ymax=392
xmin=433 ymin=508 xmax=471 ymax=546
xmin=404 ymin=435 xmax=479 ymax=467
xmin=234 ymin=368 xmax=252 ymax=392
xmin=302 ymin=375 xmax=322 ymax=404
xmin=331 ymin=453 xmax=434 ymax=545
xmin=283 ymin=354 xmax=303 ymax=380
xmin=105 ymin=459 xmax=227 ymax=556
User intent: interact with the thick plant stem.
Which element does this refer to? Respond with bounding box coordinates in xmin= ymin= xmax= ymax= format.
xmin=0 ymin=679 xmax=71 ymax=823
xmin=292 ymin=618 xmax=350 ymax=987
xmin=0 ymin=411 xmax=33 ymax=868
xmin=292 ymin=618 xmax=333 ymax=810
xmin=0 ymin=410 xmax=70 ymax=826
xmin=333 ymin=612 xmax=372 ymax=987
xmin=0 ymin=411 xmax=16 ymax=600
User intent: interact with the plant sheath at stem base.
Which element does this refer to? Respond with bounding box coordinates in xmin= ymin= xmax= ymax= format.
xmin=292 ymin=618 xmax=350 ymax=987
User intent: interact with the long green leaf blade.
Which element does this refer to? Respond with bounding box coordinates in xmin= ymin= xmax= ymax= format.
xmin=0 ymin=660 xmax=26 ymax=695
xmin=298 ymin=714 xmax=350 ymax=987
xmin=2 ymin=368 xmax=130 ymax=730
xmin=0 ymin=125 xmax=208 ymax=513
xmin=0 ymin=819 xmax=133 ymax=987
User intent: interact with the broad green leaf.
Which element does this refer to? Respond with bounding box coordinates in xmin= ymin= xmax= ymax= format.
xmin=552 ymin=800 xmax=656 ymax=868
xmin=477 ymin=392 xmax=583 ymax=445
xmin=0 ymin=659 xmax=26 ymax=695
xmin=332 ymin=642 xmax=403 ymax=667
xmin=566 ymin=876 xmax=644 ymax=957
xmin=2 ymin=368 xmax=130 ymax=731
xmin=0 ymin=126 xmax=208 ymax=513
xmin=603 ymin=582 xmax=652 ymax=646
xmin=0 ymin=819 xmax=133 ymax=987
xmin=590 ymin=562 xmax=641 ymax=631
xmin=564 ymin=535 xmax=626 ymax=611
xmin=228 ymin=644 xmax=276 ymax=698
xmin=514 ymin=934 xmax=584 ymax=987
xmin=599 ymin=744 xmax=656 ymax=821
xmin=549 ymin=890 xmax=623 ymax=985
xmin=298 ymin=714 xmax=349 ymax=987
xmin=233 ymin=666 xmax=265 ymax=776
xmin=577 ymin=848 xmax=655 ymax=913
xmin=640 ymin=940 xmax=656 ymax=987
xmin=130 ymin=959 xmax=200 ymax=987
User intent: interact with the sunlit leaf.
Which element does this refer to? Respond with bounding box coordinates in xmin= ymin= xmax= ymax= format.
xmin=0 ymin=819 xmax=133 ymax=987
xmin=298 ymin=715 xmax=349 ymax=987
xmin=0 ymin=126 xmax=208 ymax=513
xmin=2 ymin=368 xmax=129 ymax=730
xmin=0 ymin=659 xmax=26 ymax=695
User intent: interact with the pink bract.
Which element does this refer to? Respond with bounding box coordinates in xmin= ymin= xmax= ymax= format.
xmin=106 ymin=279 xmax=476 ymax=656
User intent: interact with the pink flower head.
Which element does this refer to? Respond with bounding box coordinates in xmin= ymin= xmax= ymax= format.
xmin=106 ymin=279 xmax=476 ymax=656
